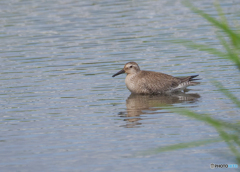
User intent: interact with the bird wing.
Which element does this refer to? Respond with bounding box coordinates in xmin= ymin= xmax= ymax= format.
xmin=137 ymin=71 xmax=181 ymax=93
xmin=177 ymin=75 xmax=199 ymax=83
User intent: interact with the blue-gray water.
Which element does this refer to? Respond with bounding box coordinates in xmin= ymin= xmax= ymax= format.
xmin=1 ymin=0 xmax=240 ymax=171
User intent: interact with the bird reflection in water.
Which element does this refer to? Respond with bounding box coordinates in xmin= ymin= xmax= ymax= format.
xmin=118 ymin=92 xmax=200 ymax=128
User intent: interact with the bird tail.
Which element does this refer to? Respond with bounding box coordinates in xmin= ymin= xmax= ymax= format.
xmin=189 ymin=75 xmax=200 ymax=81
xmin=177 ymin=75 xmax=200 ymax=86
xmin=189 ymin=75 xmax=200 ymax=85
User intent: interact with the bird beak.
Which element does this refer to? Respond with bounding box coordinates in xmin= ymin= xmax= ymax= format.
xmin=112 ymin=69 xmax=125 ymax=77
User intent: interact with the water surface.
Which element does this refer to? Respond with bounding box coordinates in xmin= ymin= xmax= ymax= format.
xmin=1 ymin=0 xmax=240 ymax=171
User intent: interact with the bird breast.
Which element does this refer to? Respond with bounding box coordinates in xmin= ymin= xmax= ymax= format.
xmin=125 ymin=74 xmax=137 ymax=93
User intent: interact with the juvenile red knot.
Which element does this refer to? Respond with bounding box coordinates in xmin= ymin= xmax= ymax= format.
xmin=112 ymin=62 xmax=200 ymax=94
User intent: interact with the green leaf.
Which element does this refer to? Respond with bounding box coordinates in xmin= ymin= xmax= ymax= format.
xmin=169 ymin=39 xmax=228 ymax=58
xmin=212 ymin=81 xmax=240 ymax=108
xmin=140 ymin=138 xmax=221 ymax=155
xmin=183 ymin=1 xmax=240 ymax=49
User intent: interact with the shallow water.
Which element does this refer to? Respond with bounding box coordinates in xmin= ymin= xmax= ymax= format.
xmin=1 ymin=0 xmax=240 ymax=171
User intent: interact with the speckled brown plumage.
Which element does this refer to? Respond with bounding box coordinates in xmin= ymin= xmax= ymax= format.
xmin=112 ymin=62 xmax=200 ymax=94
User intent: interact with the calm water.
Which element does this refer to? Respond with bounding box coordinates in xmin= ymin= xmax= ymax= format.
xmin=1 ymin=0 xmax=240 ymax=171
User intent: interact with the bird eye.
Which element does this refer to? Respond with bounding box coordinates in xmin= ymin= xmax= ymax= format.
xmin=130 ymin=66 xmax=132 ymax=68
